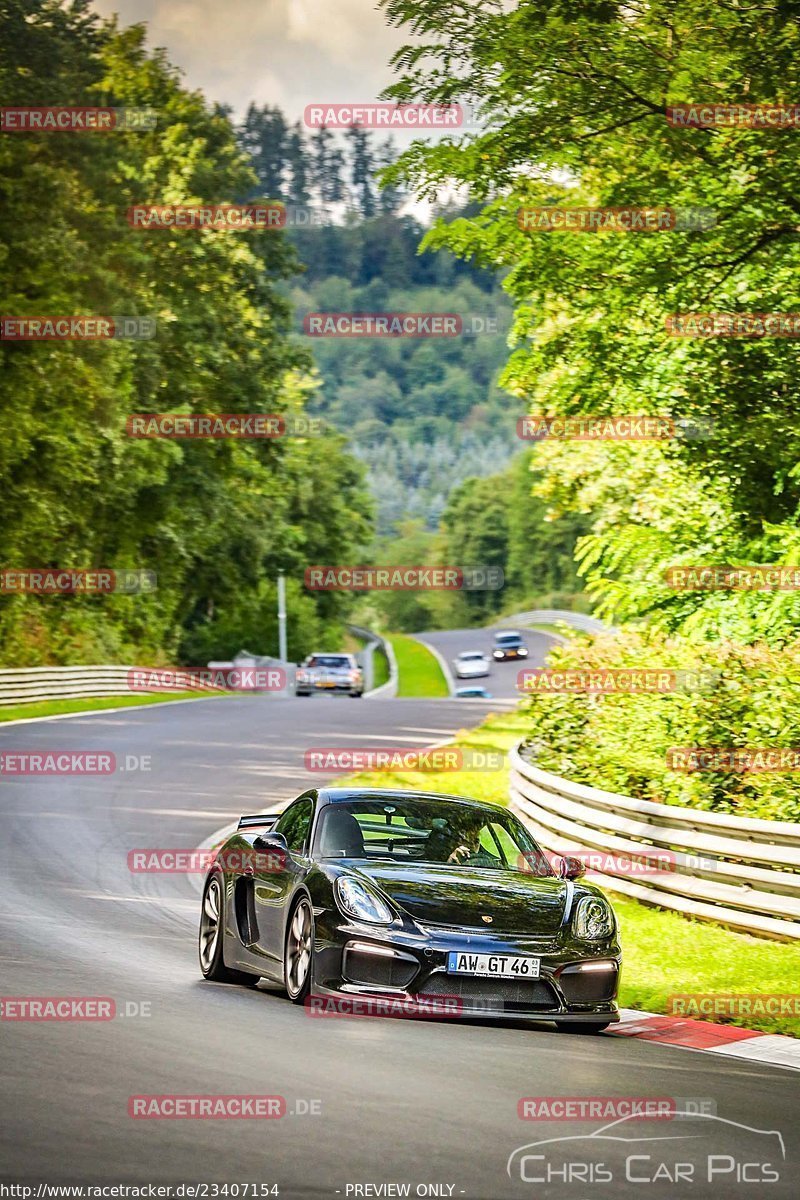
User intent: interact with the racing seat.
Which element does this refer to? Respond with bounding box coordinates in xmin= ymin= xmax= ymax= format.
xmin=319 ymin=809 xmax=366 ymax=858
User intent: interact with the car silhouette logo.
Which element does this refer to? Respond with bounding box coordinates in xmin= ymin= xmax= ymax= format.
xmin=481 ymin=915 xmax=493 ymax=924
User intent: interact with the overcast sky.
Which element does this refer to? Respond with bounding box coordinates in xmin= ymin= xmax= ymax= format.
xmin=91 ymin=0 xmax=407 ymax=120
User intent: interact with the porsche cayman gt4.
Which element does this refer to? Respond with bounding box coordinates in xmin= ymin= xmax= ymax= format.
xmin=198 ymin=788 xmax=620 ymax=1030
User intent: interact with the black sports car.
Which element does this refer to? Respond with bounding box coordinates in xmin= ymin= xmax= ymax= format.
xmin=199 ymin=788 xmax=621 ymax=1031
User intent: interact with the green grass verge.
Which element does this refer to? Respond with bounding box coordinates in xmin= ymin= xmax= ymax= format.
xmin=610 ymin=894 xmax=800 ymax=1037
xmin=338 ymin=707 xmax=800 ymax=1038
xmin=529 ymin=623 xmax=569 ymax=639
xmin=391 ymin=633 xmax=449 ymax=698
xmin=0 ymin=691 xmax=229 ymax=723
xmin=371 ymin=646 xmax=390 ymax=690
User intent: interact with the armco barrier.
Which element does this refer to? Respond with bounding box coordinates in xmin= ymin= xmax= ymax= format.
xmin=509 ymin=743 xmax=800 ymax=940
xmin=347 ymin=625 xmax=397 ymax=698
xmin=0 ymin=665 xmax=224 ymax=707
xmin=498 ymin=609 xmax=612 ymax=635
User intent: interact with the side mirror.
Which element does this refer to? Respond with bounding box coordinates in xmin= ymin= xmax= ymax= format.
xmin=558 ymin=855 xmax=586 ymax=880
xmin=253 ymin=831 xmax=288 ymax=852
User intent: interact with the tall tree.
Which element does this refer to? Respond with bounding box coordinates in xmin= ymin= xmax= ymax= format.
xmin=286 ymin=121 xmax=310 ymax=204
xmin=381 ymin=0 xmax=800 ymax=640
xmin=239 ymin=103 xmax=288 ymax=198
xmin=0 ymin=0 xmax=372 ymax=665
xmin=346 ymin=124 xmax=377 ymax=217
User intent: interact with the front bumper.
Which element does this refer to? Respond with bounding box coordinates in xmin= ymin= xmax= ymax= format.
xmin=297 ymin=679 xmax=361 ymax=694
xmin=312 ymin=913 xmax=620 ymax=1023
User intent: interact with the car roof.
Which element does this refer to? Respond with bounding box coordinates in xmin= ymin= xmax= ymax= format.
xmin=317 ymin=786 xmax=506 ymax=814
xmin=495 ymin=630 xmax=522 ymax=638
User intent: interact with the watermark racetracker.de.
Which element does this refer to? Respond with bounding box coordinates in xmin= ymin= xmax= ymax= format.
xmin=1 ymin=316 xmax=156 ymax=339
xmin=301 ymin=313 xmax=499 ymax=338
xmin=516 ymin=415 xmax=713 ymax=441
xmin=1 ymin=997 xmax=152 ymax=1019
xmin=0 ymin=568 xmax=156 ymax=594
xmin=304 ymin=566 xmax=503 ymax=592
xmin=126 ymin=414 xmax=324 ymax=438
xmin=664 ymin=564 xmax=800 ymax=590
xmin=303 ymin=747 xmax=505 ymax=772
xmin=0 ymin=752 xmax=151 ymax=775
xmin=517 ymin=207 xmax=716 ymax=232
xmin=1 ymin=106 xmax=157 ymax=131
xmin=517 ymin=667 xmax=719 ymax=694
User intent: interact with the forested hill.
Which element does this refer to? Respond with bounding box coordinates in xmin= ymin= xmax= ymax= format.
xmin=236 ymin=107 xmax=518 ymax=536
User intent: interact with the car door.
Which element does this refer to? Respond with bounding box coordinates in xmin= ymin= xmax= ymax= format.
xmin=252 ymin=794 xmax=315 ymax=963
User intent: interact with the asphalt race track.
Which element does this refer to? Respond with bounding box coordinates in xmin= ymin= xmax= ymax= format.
xmin=414 ymin=626 xmax=554 ymax=699
xmin=1 ymin=655 xmax=798 ymax=1198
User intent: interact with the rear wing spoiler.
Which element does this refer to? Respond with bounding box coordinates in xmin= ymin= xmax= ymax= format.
xmin=237 ymin=813 xmax=279 ymax=832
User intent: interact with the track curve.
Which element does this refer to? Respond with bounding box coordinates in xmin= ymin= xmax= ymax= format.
xmin=0 ymin=646 xmax=798 ymax=1198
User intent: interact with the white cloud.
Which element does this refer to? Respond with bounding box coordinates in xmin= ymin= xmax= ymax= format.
xmin=92 ymin=0 xmax=404 ymax=119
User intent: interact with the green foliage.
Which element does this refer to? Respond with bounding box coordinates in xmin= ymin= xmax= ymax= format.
xmin=380 ymin=0 xmax=800 ymax=642
xmin=391 ymin=633 xmax=449 ymax=698
xmin=0 ymin=1 xmax=371 ymax=666
xmin=287 ymin=252 xmax=516 ymax=536
xmin=522 ymin=629 xmax=800 ymax=822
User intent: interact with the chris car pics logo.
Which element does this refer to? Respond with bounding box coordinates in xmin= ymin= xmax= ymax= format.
xmin=507 ymin=1113 xmax=784 ymax=1187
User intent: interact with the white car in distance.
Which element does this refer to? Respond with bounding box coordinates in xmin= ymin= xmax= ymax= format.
xmin=453 ymin=650 xmax=491 ymax=679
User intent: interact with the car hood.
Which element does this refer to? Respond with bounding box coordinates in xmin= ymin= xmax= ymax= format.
xmin=351 ymin=861 xmax=568 ymax=935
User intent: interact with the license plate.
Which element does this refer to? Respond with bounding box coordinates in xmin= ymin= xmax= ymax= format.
xmin=446 ymin=952 xmax=540 ymax=979
xmin=508 ymin=650 xmax=518 ymax=657
xmin=317 ymin=679 xmax=336 ymax=687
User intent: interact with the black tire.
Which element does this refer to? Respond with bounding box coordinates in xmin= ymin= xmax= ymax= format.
xmin=295 ymin=691 xmax=310 ymax=698
xmin=555 ymin=1020 xmax=611 ymax=1034
xmin=350 ymin=691 xmax=363 ymax=698
xmin=199 ymin=872 xmax=260 ymax=985
xmin=284 ymin=894 xmax=315 ymax=1003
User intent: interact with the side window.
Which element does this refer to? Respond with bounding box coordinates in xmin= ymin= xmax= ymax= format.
xmin=274 ymin=798 xmax=314 ymax=855
xmin=489 ymin=822 xmax=519 ymax=867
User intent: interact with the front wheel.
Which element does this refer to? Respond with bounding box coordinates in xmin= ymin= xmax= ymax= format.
xmin=284 ymin=895 xmax=315 ymax=1003
xmin=555 ymin=1020 xmax=611 ymax=1034
xmin=199 ymin=872 xmax=260 ymax=985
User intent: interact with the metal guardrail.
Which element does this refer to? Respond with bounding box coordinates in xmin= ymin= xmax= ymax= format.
xmin=499 ymin=609 xmax=612 ymax=635
xmin=347 ymin=626 xmax=397 ymax=698
xmin=509 ymin=743 xmax=800 ymax=941
xmin=0 ymin=665 xmax=224 ymax=707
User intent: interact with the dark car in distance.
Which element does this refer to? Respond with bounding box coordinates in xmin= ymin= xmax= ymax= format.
xmin=199 ymin=788 xmax=621 ymax=1031
xmin=492 ymin=630 xmax=529 ymax=661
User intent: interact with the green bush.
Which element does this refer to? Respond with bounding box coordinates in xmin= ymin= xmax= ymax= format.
xmin=523 ymin=629 xmax=800 ymax=822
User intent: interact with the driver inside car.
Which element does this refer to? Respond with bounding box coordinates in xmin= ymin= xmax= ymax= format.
xmin=428 ymin=816 xmax=501 ymax=867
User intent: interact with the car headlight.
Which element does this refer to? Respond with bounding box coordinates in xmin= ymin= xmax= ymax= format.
xmin=335 ymin=877 xmax=394 ymax=925
xmin=518 ymin=648 xmax=528 ymax=656
xmin=493 ymin=650 xmax=503 ymax=658
xmin=573 ymin=896 xmax=615 ymax=941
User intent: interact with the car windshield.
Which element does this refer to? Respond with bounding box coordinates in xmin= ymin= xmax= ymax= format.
xmin=459 ymin=652 xmax=484 ymax=660
xmin=496 ymin=634 xmax=522 ymax=644
xmin=307 ymin=655 xmax=350 ymax=669
xmin=316 ymin=797 xmax=554 ymax=875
